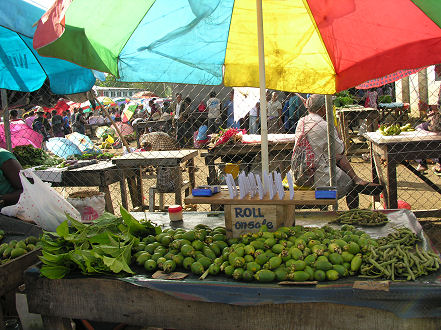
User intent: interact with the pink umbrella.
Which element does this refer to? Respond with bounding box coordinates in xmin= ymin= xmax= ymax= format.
xmin=0 ymin=120 xmax=43 ymax=149
xmin=356 ymin=68 xmax=425 ymax=89
xmin=113 ymin=122 xmax=133 ymax=136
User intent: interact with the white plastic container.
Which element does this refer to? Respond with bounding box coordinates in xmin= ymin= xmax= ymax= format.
xmin=168 ymin=205 xmax=183 ymax=222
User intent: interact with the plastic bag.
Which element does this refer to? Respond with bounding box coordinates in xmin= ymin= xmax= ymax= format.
xmin=1 ymin=170 xmax=81 ymax=231
xmin=291 ymin=122 xmax=318 ymax=187
xmin=67 ymin=193 xmax=105 ymax=222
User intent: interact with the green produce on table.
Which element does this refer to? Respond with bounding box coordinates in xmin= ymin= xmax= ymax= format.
xmin=359 ymin=228 xmax=440 ymax=280
xmin=39 ymin=206 xmax=160 ymax=279
xmin=39 ymin=211 xmax=440 ymax=283
xmin=0 ymin=235 xmax=39 ymax=264
xmin=13 ymin=145 xmax=62 ymax=168
xmin=379 ymin=124 xmax=402 ymax=136
xmin=332 ymin=209 xmax=389 ymax=227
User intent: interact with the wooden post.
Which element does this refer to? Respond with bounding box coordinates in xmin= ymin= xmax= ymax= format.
xmin=1 ymin=89 xmax=12 ymax=151
xmin=401 ymin=76 xmax=410 ymax=104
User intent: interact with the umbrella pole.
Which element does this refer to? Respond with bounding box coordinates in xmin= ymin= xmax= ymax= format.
xmin=1 ymin=89 xmax=12 ymax=151
xmin=94 ymin=98 xmax=131 ymax=151
xmin=325 ymin=94 xmax=338 ymax=210
xmin=256 ymin=0 xmax=269 ymax=175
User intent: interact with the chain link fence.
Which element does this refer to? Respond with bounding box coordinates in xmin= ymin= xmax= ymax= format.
xmin=2 ymin=66 xmax=441 ymax=219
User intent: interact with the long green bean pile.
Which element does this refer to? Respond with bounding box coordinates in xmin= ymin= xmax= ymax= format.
xmin=332 ymin=209 xmax=389 ymax=227
xmin=360 ymin=228 xmax=440 ymax=280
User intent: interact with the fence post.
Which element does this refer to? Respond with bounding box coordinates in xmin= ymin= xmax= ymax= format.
xmin=1 ymin=89 xmax=12 ymax=151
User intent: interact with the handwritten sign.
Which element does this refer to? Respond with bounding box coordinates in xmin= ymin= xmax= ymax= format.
xmin=230 ymin=205 xmax=277 ymax=236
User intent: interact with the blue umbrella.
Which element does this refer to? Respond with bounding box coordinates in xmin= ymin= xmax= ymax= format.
xmin=65 ymin=132 xmax=99 ymax=154
xmin=46 ymin=137 xmax=82 ymax=159
xmin=0 ymin=0 xmax=96 ymax=94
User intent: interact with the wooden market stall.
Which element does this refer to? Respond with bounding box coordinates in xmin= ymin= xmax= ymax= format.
xmin=0 ymin=215 xmax=42 ymax=328
xmin=22 ymin=210 xmax=441 ymax=330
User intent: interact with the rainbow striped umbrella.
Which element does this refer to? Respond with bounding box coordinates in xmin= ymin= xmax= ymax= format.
xmin=33 ymin=0 xmax=441 ymax=94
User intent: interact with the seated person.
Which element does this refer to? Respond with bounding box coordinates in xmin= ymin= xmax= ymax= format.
xmin=0 ymin=148 xmax=23 ymax=206
xmin=294 ymin=94 xmax=382 ymax=209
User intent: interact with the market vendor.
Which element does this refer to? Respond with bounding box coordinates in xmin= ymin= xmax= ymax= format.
xmin=0 ymin=148 xmax=23 ymax=206
xmin=293 ymin=94 xmax=383 ymax=208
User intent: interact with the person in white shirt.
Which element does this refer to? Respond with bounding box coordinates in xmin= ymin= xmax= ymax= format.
xmin=249 ymin=101 xmax=260 ymax=134
xmin=294 ymin=94 xmax=382 ymax=208
xmin=206 ymin=91 xmax=221 ymax=133
xmin=267 ymin=91 xmax=283 ymax=133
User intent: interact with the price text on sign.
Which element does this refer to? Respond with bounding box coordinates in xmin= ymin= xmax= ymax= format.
xmin=231 ymin=205 xmax=276 ymax=235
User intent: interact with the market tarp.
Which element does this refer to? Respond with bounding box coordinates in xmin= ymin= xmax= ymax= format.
xmin=34 ymin=0 xmax=441 ymax=94
xmin=46 ymin=137 xmax=82 ymax=159
xmin=123 ymin=209 xmax=441 ymax=319
xmin=0 ymin=120 xmax=43 ymax=149
xmin=0 ymin=0 xmax=96 ymax=94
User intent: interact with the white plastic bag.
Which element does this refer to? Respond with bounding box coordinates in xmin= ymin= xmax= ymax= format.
xmin=67 ymin=193 xmax=106 ymax=222
xmin=1 ymin=170 xmax=81 ymax=231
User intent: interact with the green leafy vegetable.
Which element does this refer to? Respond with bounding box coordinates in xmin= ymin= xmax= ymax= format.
xmin=39 ymin=206 xmax=159 ymax=279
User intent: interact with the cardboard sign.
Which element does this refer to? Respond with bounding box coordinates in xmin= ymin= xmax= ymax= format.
xmin=230 ymin=205 xmax=277 ymax=236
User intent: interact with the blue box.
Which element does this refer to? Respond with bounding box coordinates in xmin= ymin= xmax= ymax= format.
xmin=315 ymin=189 xmax=337 ymax=199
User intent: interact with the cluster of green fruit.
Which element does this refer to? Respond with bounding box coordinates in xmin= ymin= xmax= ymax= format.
xmin=0 ymin=236 xmax=39 ymax=264
xmin=379 ymin=123 xmax=414 ymax=136
xmin=0 ymin=230 xmax=4 ymax=242
xmin=133 ymin=224 xmax=377 ymax=283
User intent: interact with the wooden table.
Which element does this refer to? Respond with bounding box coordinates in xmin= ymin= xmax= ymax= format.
xmin=378 ymin=102 xmax=409 ymax=125
xmin=364 ymin=131 xmax=441 ymax=216
xmin=185 ymin=191 xmax=336 ymax=237
xmin=23 ymin=210 xmax=441 ymax=330
xmin=201 ymin=140 xmax=295 ymax=186
xmin=112 ymin=150 xmax=198 ymax=209
xmin=32 ymin=161 xmax=122 ymax=213
xmin=336 ymin=106 xmax=379 ymax=154
xmin=0 ymin=215 xmax=41 ymax=329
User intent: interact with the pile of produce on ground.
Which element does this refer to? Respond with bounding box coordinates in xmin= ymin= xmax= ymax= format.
xmin=331 ymin=209 xmax=389 ymax=226
xmin=38 ymin=210 xmax=441 ymax=282
xmin=0 ymin=236 xmax=39 ymax=265
xmin=13 ymin=145 xmax=62 ymax=169
xmin=378 ymin=123 xmax=414 ymax=136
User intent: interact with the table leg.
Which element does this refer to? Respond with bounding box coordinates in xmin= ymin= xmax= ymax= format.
xmin=137 ymin=166 xmax=144 ymax=209
xmin=99 ymin=185 xmax=114 ymax=213
xmin=341 ymin=113 xmax=350 ymax=154
xmin=41 ymin=316 xmax=72 ymax=330
xmin=205 ymin=156 xmax=218 ymax=185
xmin=127 ymin=171 xmax=140 ymax=208
xmin=188 ymin=158 xmax=195 ymax=190
xmin=386 ymin=159 xmax=398 ymax=209
xmin=0 ymin=302 xmax=4 ymax=330
xmin=369 ymin=143 xmax=381 ymax=205
xmin=119 ymin=171 xmax=128 ymax=210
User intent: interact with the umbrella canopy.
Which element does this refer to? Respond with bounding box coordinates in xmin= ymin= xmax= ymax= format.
xmin=66 ymin=132 xmax=97 ymax=153
xmin=113 ymin=122 xmax=134 ymax=136
xmin=46 ymin=137 xmax=82 ymax=159
xmin=95 ymin=126 xmax=115 ymax=139
xmin=0 ymin=120 xmax=43 ymax=149
xmin=356 ymin=68 xmax=425 ymax=89
xmin=0 ymin=0 xmax=96 ymax=94
xmin=97 ymin=96 xmax=116 ymax=106
xmin=132 ymin=91 xmax=158 ymax=99
xmin=122 ymin=102 xmax=138 ymax=122
xmin=34 ymin=0 xmax=441 ymax=94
